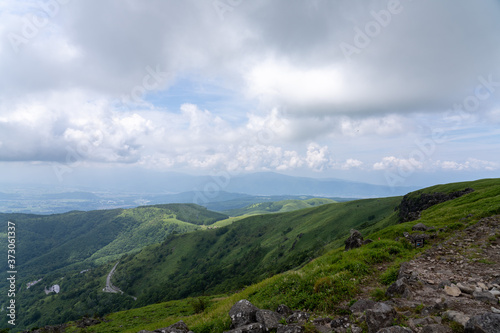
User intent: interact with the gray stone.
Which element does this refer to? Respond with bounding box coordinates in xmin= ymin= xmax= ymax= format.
xmin=365 ymin=303 xmax=397 ymax=333
xmin=386 ymin=279 xmax=412 ymax=298
xmin=443 ymin=310 xmax=470 ymax=327
xmin=223 ymin=322 xmax=264 ymax=333
xmin=229 ymin=300 xmax=260 ymax=328
xmin=376 ymin=327 xmax=413 ymax=332
xmin=457 ymin=282 xmax=475 ymax=294
xmin=412 ymin=223 xmax=429 ymax=231
xmin=473 ymin=291 xmax=498 ymax=305
xmin=465 ymin=312 xmax=500 ymax=333
xmin=350 ymin=299 xmax=377 ymax=314
xmin=276 ymin=304 xmax=293 ymax=317
xmin=421 ymin=324 xmax=451 ymax=333
xmin=345 ymin=229 xmax=364 ymax=251
xmin=277 ymin=325 xmax=304 ymax=333
xmin=255 ymin=310 xmax=283 ymax=332
xmin=286 ymin=311 xmax=309 ymax=325
xmin=154 ymin=320 xmax=192 ymax=333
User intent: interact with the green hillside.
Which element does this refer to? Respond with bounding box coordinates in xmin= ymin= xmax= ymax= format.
xmin=58 ymin=178 xmax=500 ymax=333
xmin=0 ymin=204 xmax=228 ymax=276
xmin=222 ymin=198 xmax=337 ymax=216
xmin=111 ymin=196 xmax=400 ymax=304
xmin=5 ymin=178 xmax=500 ymax=332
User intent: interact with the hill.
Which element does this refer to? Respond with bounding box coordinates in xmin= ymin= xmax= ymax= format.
xmin=4 ymin=178 xmax=500 ymax=332
xmin=0 ymin=204 xmax=228 ymax=277
xmin=222 ymin=198 xmax=337 ymax=216
xmin=21 ymin=178 xmax=500 ymax=333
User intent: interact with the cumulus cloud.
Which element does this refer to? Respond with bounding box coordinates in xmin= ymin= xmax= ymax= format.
xmin=0 ymin=0 xmax=499 ymax=184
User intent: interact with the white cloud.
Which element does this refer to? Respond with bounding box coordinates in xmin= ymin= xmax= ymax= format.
xmin=435 ymin=158 xmax=499 ymax=171
xmin=373 ymin=156 xmax=424 ymax=171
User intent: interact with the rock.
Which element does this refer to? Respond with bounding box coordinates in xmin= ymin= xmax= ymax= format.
xmin=286 ymin=311 xmax=309 ymax=325
xmin=465 ymin=313 xmax=500 ymax=333
xmin=276 ymin=304 xmax=293 ymax=317
xmin=489 ymin=290 xmax=500 ymax=297
xmin=386 ymin=279 xmax=412 ymax=298
xmin=345 ymin=229 xmax=364 ymax=251
xmin=412 ymin=223 xmax=429 ymax=231
xmin=421 ymin=324 xmax=452 ymax=333
xmin=491 ymin=307 xmax=500 ymax=314
xmin=154 ymin=320 xmax=193 ymax=333
xmin=457 ymin=282 xmax=475 ymax=294
xmin=376 ymin=327 xmax=413 ymax=332
xmin=255 ymin=310 xmax=283 ymax=332
xmin=312 ymin=317 xmax=332 ymax=333
xmin=397 ymin=188 xmax=474 ymax=223
xmin=473 ymin=291 xmax=498 ymax=305
xmin=365 ymin=303 xmax=397 ymax=333
xmin=443 ymin=310 xmax=470 ymax=327
xmin=438 ymin=280 xmax=452 ymax=289
xmin=138 ymin=331 xmax=154 ymax=333
xmin=408 ymin=317 xmax=440 ymax=330
xmin=330 ymin=316 xmax=350 ymax=328
xmin=478 ymin=282 xmax=488 ymax=291
xmin=223 ymin=323 xmax=264 ymax=333
xmin=277 ymin=325 xmax=304 ymax=333
xmin=350 ymin=299 xmax=377 ymax=314
xmin=444 ymin=284 xmax=462 ymax=297
xmin=229 ymin=300 xmax=260 ymax=328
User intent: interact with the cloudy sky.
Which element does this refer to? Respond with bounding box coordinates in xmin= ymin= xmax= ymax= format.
xmin=1 ymin=0 xmax=499 ymax=189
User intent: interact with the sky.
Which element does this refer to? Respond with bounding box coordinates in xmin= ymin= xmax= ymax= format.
xmin=0 ymin=0 xmax=500 ymax=190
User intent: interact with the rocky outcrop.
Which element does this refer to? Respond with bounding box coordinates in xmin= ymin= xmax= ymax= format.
xmin=397 ymin=188 xmax=474 ymax=222
xmin=229 ymin=299 xmax=260 ymax=329
xmin=365 ymin=303 xmax=397 ymax=333
xmin=345 ymin=229 xmax=365 ymax=251
xmin=465 ymin=313 xmax=500 ymax=332
xmin=138 ymin=320 xmax=194 ymax=333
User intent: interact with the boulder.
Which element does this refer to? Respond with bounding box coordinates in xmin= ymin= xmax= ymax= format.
xmin=365 ymin=303 xmax=397 ymax=333
xmin=457 ymin=282 xmax=475 ymax=294
xmin=223 ymin=323 xmax=264 ymax=333
xmin=350 ymin=299 xmax=377 ymax=314
xmin=444 ymin=284 xmax=462 ymax=297
xmin=286 ymin=311 xmax=309 ymax=325
xmin=154 ymin=320 xmax=193 ymax=333
xmin=276 ymin=304 xmax=293 ymax=317
xmin=465 ymin=313 xmax=500 ymax=333
xmin=443 ymin=310 xmax=470 ymax=327
xmin=255 ymin=310 xmax=282 ymax=332
xmin=312 ymin=318 xmax=332 ymax=333
xmin=386 ymin=279 xmax=412 ymax=298
xmin=345 ymin=229 xmax=364 ymax=251
xmin=376 ymin=327 xmax=413 ymax=333
xmin=473 ymin=291 xmax=498 ymax=305
xmin=412 ymin=223 xmax=429 ymax=231
xmin=277 ymin=325 xmax=304 ymax=333
xmin=229 ymin=300 xmax=260 ymax=328
xmin=421 ymin=324 xmax=452 ymax=333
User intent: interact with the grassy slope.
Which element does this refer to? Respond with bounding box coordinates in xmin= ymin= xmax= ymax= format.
xmin=65 ymin=178 xmax=500 ymax=333
xmin=111 ymin=196 xmax=400 ymax=304
xmin=222 ymin=198 xmax=337 ymax=216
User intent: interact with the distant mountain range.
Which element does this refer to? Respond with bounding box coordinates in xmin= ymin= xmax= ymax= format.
xmin=0 ymin=172 xmax=417 ymax=214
